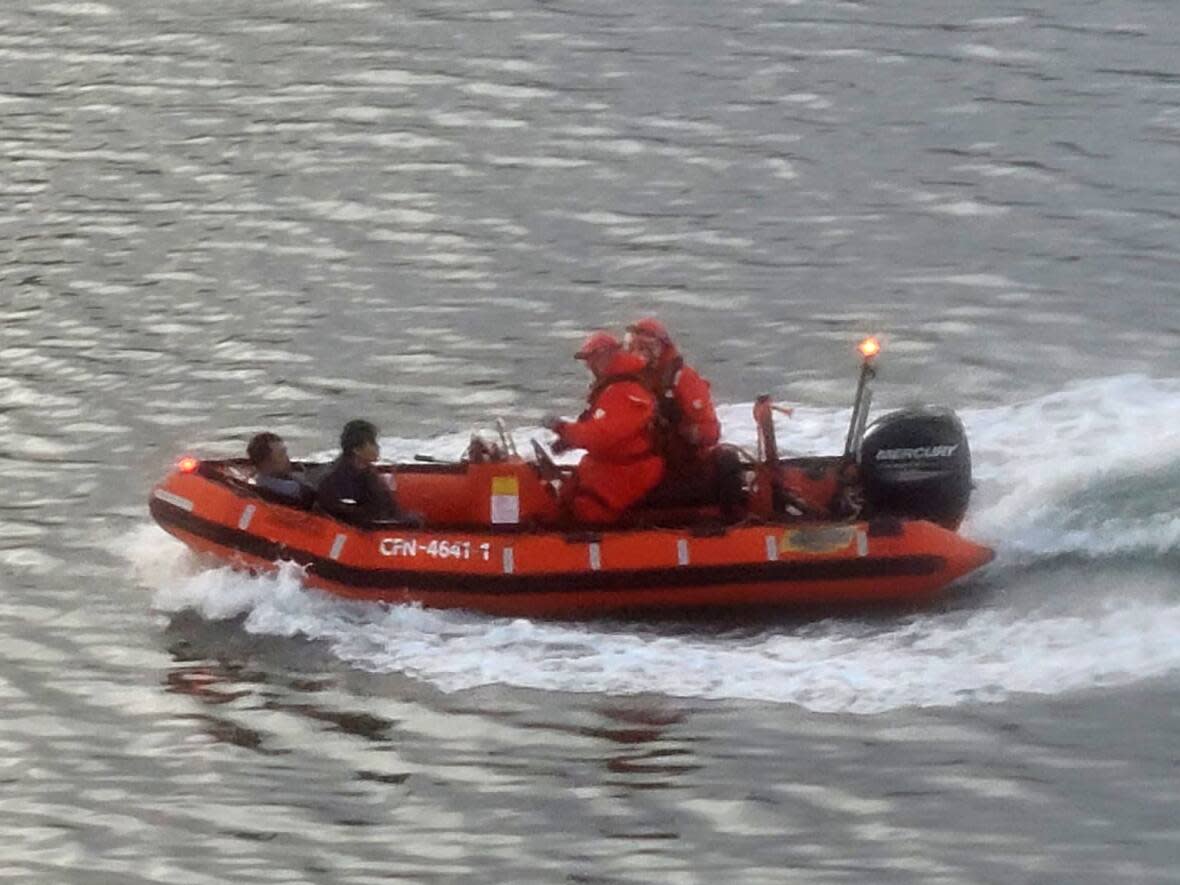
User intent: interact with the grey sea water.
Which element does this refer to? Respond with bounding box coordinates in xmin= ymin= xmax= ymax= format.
xmin=1 ymin=0 xmax=1178 ymax=882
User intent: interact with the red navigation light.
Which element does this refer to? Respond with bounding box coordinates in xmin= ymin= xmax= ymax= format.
xmin=858 ymin=336 xmax=881 ymax=360
xmin=177 ymin=456 xmax=200 ymax=474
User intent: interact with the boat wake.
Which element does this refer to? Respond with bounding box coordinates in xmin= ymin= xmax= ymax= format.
xmin=964 ymin=376 xmax=1180 ymax=562
xmin=126 ymin=374 xmax=1180 ymax=713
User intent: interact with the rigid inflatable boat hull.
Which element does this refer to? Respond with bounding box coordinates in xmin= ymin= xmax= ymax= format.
xmin=150 ymin=469 xmax=993 ymax=619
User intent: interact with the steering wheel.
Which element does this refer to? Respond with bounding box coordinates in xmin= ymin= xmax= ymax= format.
xmin=531 ymin=438 xmax=560 ymax=480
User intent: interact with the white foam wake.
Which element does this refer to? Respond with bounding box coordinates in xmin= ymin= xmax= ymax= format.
xmin=960 ymin=375 xmax=1180 ymax=559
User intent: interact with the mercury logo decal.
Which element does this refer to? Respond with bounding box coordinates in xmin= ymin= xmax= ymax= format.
xmin=875 ymin=444 xmax=959 ymax=461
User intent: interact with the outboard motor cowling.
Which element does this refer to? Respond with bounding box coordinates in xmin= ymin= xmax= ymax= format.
xmin=857 ymin=407 xmax=972 ymax=529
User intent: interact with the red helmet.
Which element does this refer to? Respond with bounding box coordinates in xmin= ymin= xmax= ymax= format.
xmin=575 ymin=330 xmax=621 ymax=359
xmin=626 ymin=316 xmax=672 ymax=345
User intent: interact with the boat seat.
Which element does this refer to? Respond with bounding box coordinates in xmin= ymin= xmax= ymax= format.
xmin=636 ymin=446 xmax=748 ymax=516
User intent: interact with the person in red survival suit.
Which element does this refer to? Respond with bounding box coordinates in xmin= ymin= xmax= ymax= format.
xmin=625 ymin=317 xmax=720 ymax=475
xmin=625 ymin=317 xmax=745 ymax=516
xmin=543 ymin=332 xmax=665 ymax=525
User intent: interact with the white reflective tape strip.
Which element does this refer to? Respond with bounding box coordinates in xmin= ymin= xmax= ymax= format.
xmin=856 ymin=529 xmax=868 ymax=557
xmin=502 ymin=546 xmax=514 ymax=574
xmin=238 ymin=504 xmax=256 ymax=531
xmin=677 ymin=539 xmax=689 ymax=566
xmin=329 ymin=534 xmax=347 ymax=560
xmin=765 ymin=535 xmax=778 ymax=561
xmin=154 ymin=489 xmax=194 ymax=512
xmin=589 ymin=543 xmax=601 ymax=571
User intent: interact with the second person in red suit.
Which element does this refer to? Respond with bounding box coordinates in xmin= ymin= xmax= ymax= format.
xmin=625 ymin=317 xmax=745 ymax=516
xmin=625 ymin=317 xmax=721 ymax=478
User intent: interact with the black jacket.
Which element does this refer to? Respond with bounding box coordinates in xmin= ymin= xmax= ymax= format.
xmin=316 ymin=457 xmax=398 ymax=524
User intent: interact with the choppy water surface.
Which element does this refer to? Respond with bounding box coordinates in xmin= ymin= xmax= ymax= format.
xmin=1 ymin=0 xmax=1178 ymax=881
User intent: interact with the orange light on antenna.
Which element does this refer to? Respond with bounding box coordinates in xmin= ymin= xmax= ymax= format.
xmin=858 ymin=336 xmax=881 ymax=360
xmin=177 ymin=456 xmax=200 ymax=474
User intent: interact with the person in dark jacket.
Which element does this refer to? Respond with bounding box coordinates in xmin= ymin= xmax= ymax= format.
xmin=247 ymin=432 xmax=315 ymax=506
xmin=316 ymin=419 xmax=404 ymax=524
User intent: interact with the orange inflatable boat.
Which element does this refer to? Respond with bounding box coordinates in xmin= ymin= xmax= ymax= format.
xmin=149 ymin=340 xmax=993 ymax=618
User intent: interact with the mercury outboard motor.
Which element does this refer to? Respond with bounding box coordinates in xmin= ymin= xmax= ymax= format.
xmin=857 ymin=407 xmax=972 ymax=529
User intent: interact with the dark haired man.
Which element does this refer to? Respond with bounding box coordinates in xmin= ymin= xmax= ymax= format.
xmin=316 ymin=419 xmax=406 ymax=524
xmin=246 ymin=432 xmax=315 ymax=506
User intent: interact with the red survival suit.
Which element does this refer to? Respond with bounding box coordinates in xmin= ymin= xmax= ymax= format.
xmin=553 ymin=351 xmax=665 ymax=524
xmin=647 ymin=346 xmax=721 ymax=477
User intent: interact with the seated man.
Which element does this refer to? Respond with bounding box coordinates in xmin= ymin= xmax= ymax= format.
xmin=625 ymin=317 xmax=721 ymax=472
xmin=625 ymin=317 xmax=744 ymax=517
xmin=246 ymin=432 xmax=315 ymax=506
xmin=316 ymin=419 xmax=406 ymax=525
xmin=544 ymin=332 xmax=665 ymax=525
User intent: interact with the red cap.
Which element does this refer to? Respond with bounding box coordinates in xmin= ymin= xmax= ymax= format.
xmin=575 ymin=331 xmax=621 ymax=359
xmin=626 ymin=317 xmax=671 ymax=344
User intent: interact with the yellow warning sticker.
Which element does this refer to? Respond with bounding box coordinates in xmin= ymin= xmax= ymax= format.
xmin=491 ymin=475 xmax=520 ymax=524
xmin=491 ymin=476 xmax=519 ymax=495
